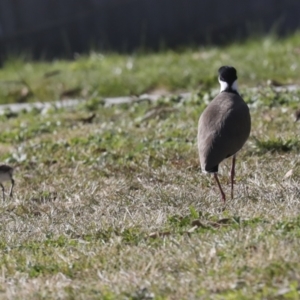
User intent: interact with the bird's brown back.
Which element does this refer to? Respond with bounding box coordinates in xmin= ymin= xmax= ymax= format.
xmin=198 ymin=92 xmax=251 ymax=172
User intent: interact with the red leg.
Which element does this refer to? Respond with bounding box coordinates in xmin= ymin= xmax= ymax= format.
xmin=214 ymin=173 xmax=226 ymax=203
xmin=230 ymin=155 xmax=236 ymax=200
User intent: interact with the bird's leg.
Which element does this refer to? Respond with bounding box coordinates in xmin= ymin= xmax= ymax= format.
xmin=230 ymin=155 xmax=236 ymax=200
xmin=214 ymin=173 xmax=226 ymax=203
xmin=0 ymin=183 xmax=5 ymax=201
xmin=9 ymin=179 xmax=14 ymax=198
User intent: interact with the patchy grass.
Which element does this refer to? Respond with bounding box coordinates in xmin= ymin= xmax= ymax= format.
xmin=1 ymin=35 xmax=300 ymax=298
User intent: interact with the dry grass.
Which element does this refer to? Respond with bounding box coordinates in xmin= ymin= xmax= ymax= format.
xmin=0 ymin=84 xmax=300 ymax=299
xmin=2 ymin=33 xmax=300 ymax=299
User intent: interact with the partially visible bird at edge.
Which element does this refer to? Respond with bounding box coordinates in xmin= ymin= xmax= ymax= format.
xmin=0 ymin=165 xmax=14 ymax=201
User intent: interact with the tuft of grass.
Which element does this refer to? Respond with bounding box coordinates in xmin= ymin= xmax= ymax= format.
xmin=253 ymin=137 xmax=300 ymax=154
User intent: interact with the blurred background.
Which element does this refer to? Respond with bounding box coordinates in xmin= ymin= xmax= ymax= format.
xmin=1 ymin=0 xmax=300 ymax=59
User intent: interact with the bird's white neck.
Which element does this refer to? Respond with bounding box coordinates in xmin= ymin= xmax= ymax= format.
xmin=219 ymin=79 xmax=239 ymax=94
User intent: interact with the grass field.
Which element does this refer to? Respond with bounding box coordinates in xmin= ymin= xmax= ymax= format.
xmin=1 ymin=33 xmax=300 ymax=104
xmin=1 ymin=34 xmax=300 ymax=299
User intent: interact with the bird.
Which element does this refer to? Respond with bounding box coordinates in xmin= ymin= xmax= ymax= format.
xmin=0 ymin=165 xmax=15 ymax=201
xmin=197 ymin=66 xmax=251 ymax=203
xmin=294 ymin=109 xmax=300 ymax=122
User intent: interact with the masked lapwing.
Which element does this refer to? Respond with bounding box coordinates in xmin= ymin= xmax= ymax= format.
xmin=0 ymin=165 xmax=14 ymax=200
xmin=197 ymin=66 xmax=251 ymax=203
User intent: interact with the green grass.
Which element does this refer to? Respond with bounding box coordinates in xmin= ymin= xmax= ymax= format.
xmin=1 ymin=32 xmax=300 ymax=104
xmin=1 ymin=34 xmax=300 ymax=298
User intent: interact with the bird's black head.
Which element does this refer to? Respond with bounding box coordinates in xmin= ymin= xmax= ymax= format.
xmin=218 ymin=66 xmax=238 ymax=94
xmin=218 ymin=66 xmax=237 ymax=85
